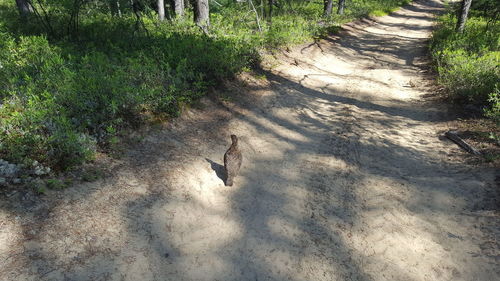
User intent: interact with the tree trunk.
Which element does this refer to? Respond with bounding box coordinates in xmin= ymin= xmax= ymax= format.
xmin=456 ymin=0 xmax=472 ymax=32
xmin=323 ymin=0 xmax=333 ymax=17
xmin=174 ymin=0 xmax=184 ymax=17
xmin=15 ymin=0 xmax=33 ymax=18
xmin=158 ymin=0 xmax=165 ymax=21
xmin=193 ymin=0 xmax=209 ymax=33
xmin=110 ymin=0 xmax=122 ymax=17
xmin=268 ymin=0 xmax=273 ymax=22
xmin=261 ymin=0 xmax=264 ymax=19
xmin=337 ymin=0 xmax=345 ymax=15
xmin=116 ymin=0 xmax=122 ymax=17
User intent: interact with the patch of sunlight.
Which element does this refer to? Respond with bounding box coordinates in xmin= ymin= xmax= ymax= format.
xmin=346 ymin=175 xmax=461 ymax=280
xmin=167 ymin=160 xmax=240 ymax=211
xmin=155 ymin=200 xmax=243 ymax=255
xmin=267 ymin=216 xmax=304 ymax=242
xmin=305 ymin=73 xmax=345 ymax=87
xmin=0 ymin=213 xmax=20 ymax=256
xmin=299 ymin=153 xmax=351 ymax=170
xmin=277 ymin=57 xmax=355 ymax=79
xmin=149 ymin=160 xmax=243 ymax=257
xmin=239 ymin=115 xmax=309 ymax=147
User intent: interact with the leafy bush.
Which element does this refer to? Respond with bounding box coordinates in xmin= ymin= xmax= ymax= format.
xmin=0 ymin=0 xmax=414 ymax=172
xmin=436 ymin=49 xmax=499 ymax=103
xmin=485 ymin=87 xmax=500 ymax=123
xmin=0 ymin=34 xmax=95 ymax=168
xmin=430 ymin=11 xmax=499 ymax=121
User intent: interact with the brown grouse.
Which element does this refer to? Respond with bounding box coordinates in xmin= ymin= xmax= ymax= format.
xmin=224 ymin=135 xmax=242 ymax=186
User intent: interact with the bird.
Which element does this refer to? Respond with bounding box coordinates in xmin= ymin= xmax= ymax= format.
xmin=224 ymin=134 xmax=242 ymax=186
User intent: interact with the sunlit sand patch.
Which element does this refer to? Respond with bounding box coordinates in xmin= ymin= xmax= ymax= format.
xmin=267 ymin=216 xmax=305 ymax=243
xmin=301 ymin=75 xmax=346 ymax=90
xmin=298 ymin=153 xmax=351 ymax=171
xmin=277 ymin=59 xmax=355 ymax=78
xmin=167 ymin=161 xmax=241 ymax=211
xmin=346 ymin=175 xmax=475 ymax=280
xmin=355 ymin=229 xmax=452 ymax=279
xmin=234 ymin=112 xmax=310 ymax=145
xmin=349 ymin=200 xmax=454 ymax=275
xmin=155 ymin=201 xmax=243 ymax=255
xmin=0 ymin=214 xmax=21 ymax=258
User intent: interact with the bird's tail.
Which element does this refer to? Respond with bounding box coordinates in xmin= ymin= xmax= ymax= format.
xmin=225 ymin=177 xmax=233 ymax=186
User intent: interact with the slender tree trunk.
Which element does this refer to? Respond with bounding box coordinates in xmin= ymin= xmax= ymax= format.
xmin=15 ymin=0 xmax=33 ymax=18
xmin=117 ymin=0 xmax=122 ymax=17
xmin=337 ymin=0 xmax=345 ymax=15
xmin=323 ymin=0 xmax=333 ymax=17
xmin=158 ymin=0 xmax=165 ymax=21
xmin=193 ymin=0 xmax=209 ymax=33
xmin=456 ymin=0 xmax=472 ymax=32
xmin=261 ymin=0 xmax=264 ymax=19
xmin=268 ymin=0 xmax=273 ymax=22
xmin=174 ymin=0 xmax=184 ymax=17
xmin=110 ymin=0 xmax=122 ymax=17
xmin=249 ymin=0 xmax=261 ymax=32
xmin=131 ymin=0 xmax=149 ymax=35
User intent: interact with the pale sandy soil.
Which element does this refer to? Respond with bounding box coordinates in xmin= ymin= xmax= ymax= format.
xmin=1 ymin=0 xmax=499 ymax=280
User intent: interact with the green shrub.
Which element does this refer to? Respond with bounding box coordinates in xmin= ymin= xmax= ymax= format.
xmin=0 ymin=34 xmax=96 ymax=168
xmin=436 ymin=50 xmax=499 ymax=103
xmin=46 ymin=178 xmax=67 ymax=190
xmin=430 ymin=10 xmax=499 ymax=118
xmin=0 ymin=94 xmax=96 ymax=168
xmin=0 ymin=0 xmax=414 ymax=172
xmin=485 ymin=87 xmax=500 ymax=123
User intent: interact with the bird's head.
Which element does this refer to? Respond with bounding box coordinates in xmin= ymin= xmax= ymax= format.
xmin=230 ymin=134 xmax=238 ymax=145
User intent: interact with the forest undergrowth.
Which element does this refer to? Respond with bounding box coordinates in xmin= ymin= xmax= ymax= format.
xmin=0 ymin=0 xmax=410 ymax=188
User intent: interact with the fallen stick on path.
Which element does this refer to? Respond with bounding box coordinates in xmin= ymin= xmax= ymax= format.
xmin=445 ymin=130 xmax=482 ymax=156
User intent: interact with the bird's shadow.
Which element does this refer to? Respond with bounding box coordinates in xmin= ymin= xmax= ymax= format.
xmin=205 ymin=158 xmax=226 ymax=184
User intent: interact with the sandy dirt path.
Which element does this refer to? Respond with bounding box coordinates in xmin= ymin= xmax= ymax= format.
xmin=1 ymin=0 xmax=499 ymax=280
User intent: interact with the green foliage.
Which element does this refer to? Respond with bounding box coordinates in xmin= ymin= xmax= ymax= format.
xmin=485 ymin=87 xmax=500 ymax=123
xmin=36 ymin=186 xmax=47 ymax=194
xmin=435 ymin=49 xmax=499 ymax=103
xmin=430 ymin=10 xmax=500 ymax=121
xmin=80 ymin=167 xmax=104 ymax=182
xmin=368 ymin=0 xmax=410 ymax=18
xmin=346 ymin=0 xmax=410 ymax=19
xmin=0 ymin=24 xmax=246 ymax=169
xmin=46 ymin=178 xmax=67 ymax=190
xmin=470 ymin=0 xmax=499 ymax=20
xmin=1 ymin=0 xmax=413 ymax=172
